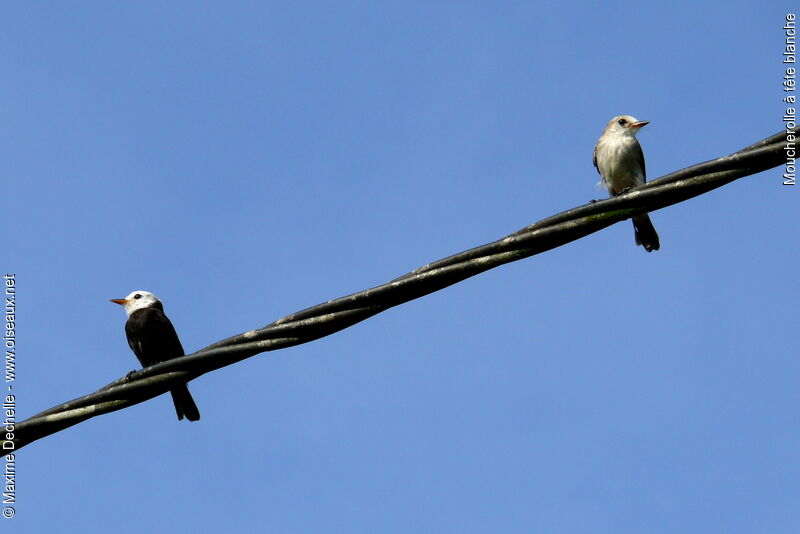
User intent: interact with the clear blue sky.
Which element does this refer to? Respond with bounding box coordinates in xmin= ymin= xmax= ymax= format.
xmin=4 ymin=2 xmax=798 ymax=533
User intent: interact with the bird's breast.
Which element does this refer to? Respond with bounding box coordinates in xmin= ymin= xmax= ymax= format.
xmin=596 ymin=138 xmax=644 ymax=195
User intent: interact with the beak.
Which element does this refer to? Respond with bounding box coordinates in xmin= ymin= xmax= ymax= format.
xmin=110 ymin=299 xmax=128 ymax=306
xmin=631 ymin=120 xmax=649 ymax=129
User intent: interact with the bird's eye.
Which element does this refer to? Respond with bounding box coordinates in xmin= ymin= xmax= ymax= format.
xmin=133 ymin=294 xmax=141 ymax=299
xmin=617 ymin=118 xmax=627 ymax=126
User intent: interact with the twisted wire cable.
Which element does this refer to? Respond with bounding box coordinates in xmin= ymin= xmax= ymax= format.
xmin=10 ymin=130 xmax=788 ymax=451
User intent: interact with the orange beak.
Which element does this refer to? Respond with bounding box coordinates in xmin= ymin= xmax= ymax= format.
xmin=110 ymin=299 xmax=129 ymax=305
xmin=631 ymin=120 xmax=649 ymax=129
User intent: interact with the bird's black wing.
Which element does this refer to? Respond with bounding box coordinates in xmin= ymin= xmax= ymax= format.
xmin=633 ymin=138 xmax=646 ymax=179
xmin=125 ymin=307 xmax=185 ymax=368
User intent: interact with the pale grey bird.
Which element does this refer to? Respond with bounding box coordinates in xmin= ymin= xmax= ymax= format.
xmin=593 ymin=115 xmax=660 ymax=252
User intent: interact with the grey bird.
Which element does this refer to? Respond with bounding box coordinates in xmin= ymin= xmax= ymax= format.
xmin=593 ymin=115 xmax=660 ymax=252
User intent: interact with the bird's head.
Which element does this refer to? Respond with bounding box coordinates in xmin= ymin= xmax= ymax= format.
xmin=110 ymin=290 xmax=162 ymax=316
xmin=603 ymin=115 xmax=649 ymax=138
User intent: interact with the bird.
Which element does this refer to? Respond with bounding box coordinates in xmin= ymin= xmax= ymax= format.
xmin=110 ymin=290 xmax=200 ymax=421
xmin=593 ymin=115 xmax=660 ymax=252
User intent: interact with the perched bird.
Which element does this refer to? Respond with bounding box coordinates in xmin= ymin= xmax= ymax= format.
xmin=111 ymin=290 xmax=200 ymax=421
xmin=593 ymin=115 xmax=660 ymax=252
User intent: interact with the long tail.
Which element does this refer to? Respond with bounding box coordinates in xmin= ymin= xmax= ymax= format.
xmin=632 ymin=214 xmax=660 ymax=252
xmin=170 ymin=384 xmax=201 ymax=422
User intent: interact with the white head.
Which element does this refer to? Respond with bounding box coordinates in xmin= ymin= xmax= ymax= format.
xmin=601 ymin=115 xmax=649 ymax=139
xmin=110 ymin=290 xmax=162 ymax=316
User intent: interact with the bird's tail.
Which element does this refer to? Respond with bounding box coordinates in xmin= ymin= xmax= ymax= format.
xmin=170 ymin=384 xmax=200 ymax=422
xmin=632 ymin=214 xmax=660 ymax=252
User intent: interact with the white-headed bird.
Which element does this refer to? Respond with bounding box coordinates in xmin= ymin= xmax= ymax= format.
xmin=111 ymin=290 xmax=200 ymax=421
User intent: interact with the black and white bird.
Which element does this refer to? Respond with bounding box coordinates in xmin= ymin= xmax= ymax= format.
xmin=593 ymin=115 xmax=660 ymax=252
xmin=111 ymin=290 xmax=200 ymax=421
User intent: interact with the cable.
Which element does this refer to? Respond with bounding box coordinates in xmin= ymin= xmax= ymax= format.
xmin=9 ymin=130 xmax=788 ymax=451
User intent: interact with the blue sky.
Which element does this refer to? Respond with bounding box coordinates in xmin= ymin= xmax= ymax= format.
xmin=3 ymin=2 xmax=798 ymax=533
